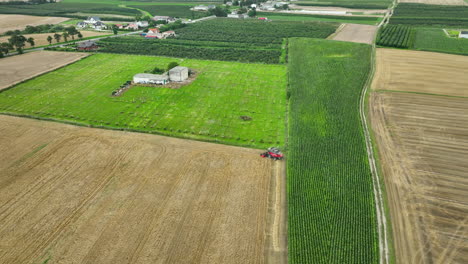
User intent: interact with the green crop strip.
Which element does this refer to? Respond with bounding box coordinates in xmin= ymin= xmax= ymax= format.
xmin=0 ymin=54 xmax=286 ymax=149
xmin=287 ymin=38 xmax=378 ymax=263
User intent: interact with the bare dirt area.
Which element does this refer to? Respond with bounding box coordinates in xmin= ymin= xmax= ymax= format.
xmin=0 ymin=14 xmax=68 ymax=34
xmin=0 ymin=115 xmax=286 ymax=264
xmin=398 ymin=0 xmax=467 ymax=5
xmin=369 ymin=91 xmax=468 ymax=264
xmin=332 ymin=23 xmax=378 ymax=44
xmin=0 ymin=31 xmax=109 ymax=48
xmin=0 ymin=51 xmax=88 ymax=91
xmin=373 ymin=48 xmax=468 ymax=97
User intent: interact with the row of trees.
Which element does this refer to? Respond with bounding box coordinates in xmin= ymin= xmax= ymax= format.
xmin=0 ymin=26 xmax=83 ymax=57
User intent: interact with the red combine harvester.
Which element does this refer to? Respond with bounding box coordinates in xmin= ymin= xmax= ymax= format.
xmin=260 ymin=147 xmax=284 ymax=160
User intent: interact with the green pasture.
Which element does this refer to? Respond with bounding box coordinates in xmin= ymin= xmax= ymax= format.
xmin=0 ymin=54 xmax=286 ymax=149
xmin=413 ymin=27 xmax=468 ymax=55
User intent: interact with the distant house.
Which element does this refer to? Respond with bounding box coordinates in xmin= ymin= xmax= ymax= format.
xmin=153 ymin=16 xmax=171 ymax=23
xmin=169 ymin=66 xmax=189 ymax=82
xmin=162 ymin=30 xmax=176 ymax=38
xmin=126 ymin=23 xmax=139 ymax=30
xmin=76 ymin=22 xmax=87 ymax=29
xmin=226 ymin=1 xmax=233 ymax=6
xmin=260 ymin=4 xmax=275 ymax=11
xmin=84 ymin=16 xmax=101 ymax=25
xmin=133 ymin=73 xmax=169 ymax=85
xmin=193 ymin=5 xmax=209 ymax=11
xmin=207 ymin=5 xmax=216 ymax=9
xmin=137 ymin=21 xmax=149 ymax=28
xmin=115 ymin=24 xmax=124 ymax=29
xmin=228 ymin=14 xmax=246 ymax=19
xmin=92 ymin=21 xmax=107 ymax=30
xmin=77 ymin=40 xmax=98 ymax=51
xmin=459 ymin=31 xmax=468 ymax=39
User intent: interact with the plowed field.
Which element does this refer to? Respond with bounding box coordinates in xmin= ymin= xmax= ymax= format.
xmin=0 ymin=115 xmax=286 ymax=264
xmin=370 ymin=48 xmax=468 ymax=264
xmin=372 ymin=48 xmax=468 ymax=97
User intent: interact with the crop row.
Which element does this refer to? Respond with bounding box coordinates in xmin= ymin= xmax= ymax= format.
xmin=377 ymin=24 xmax=414 ymax=48
xmin=287 ymin=38 xmax=378 ymax=263
xmin=390 ymin=3 xmax=468 ymax=26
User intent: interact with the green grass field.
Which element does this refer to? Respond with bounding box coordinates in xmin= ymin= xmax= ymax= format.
xmin=0 ymin=54 xmax=286 ymax=149
xmin=287 ymin=38 xmax=378 ymax=263
xmin=413 ymin=27 xmax=468 ymax=55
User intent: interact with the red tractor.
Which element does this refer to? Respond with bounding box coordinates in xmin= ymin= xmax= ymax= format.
xmin=260 ymin=147 xmax=284 ymax=160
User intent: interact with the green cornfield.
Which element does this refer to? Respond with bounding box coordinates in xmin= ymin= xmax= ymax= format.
xmin=287 ymin=38 xmax=378 ymax=263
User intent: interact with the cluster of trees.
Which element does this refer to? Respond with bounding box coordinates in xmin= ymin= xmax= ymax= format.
xmin=150 ymin=62 xmax=179 ymax=74
xmin=0 ymin=26 xmax=82 ymax=57
xmin=3 ymin=24 xmax=67 ymax=36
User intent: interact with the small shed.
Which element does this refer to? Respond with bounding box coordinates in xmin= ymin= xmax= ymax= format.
xmin=133 ymin=73 xmax=169 ymax=85
xmin=77 ymin=40 xmax=98 ymax=51
xmin=169 ymin=66 xmax=189 ymax=82
xmin=459 ymin=31 xmax=468 ymax=39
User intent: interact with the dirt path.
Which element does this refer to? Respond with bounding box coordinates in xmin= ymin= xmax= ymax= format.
xmin=0 ymin=14 xmax=68 ymax=34
xmin=0 ymin=115 xmax=287 ymax=264
xmin=369 ymin=92 xmax=468 ymax=264
xmin=0 ymin=51 xmax=88 ymax=91
xmin=332 ymin=24 xmax=378 ymax=44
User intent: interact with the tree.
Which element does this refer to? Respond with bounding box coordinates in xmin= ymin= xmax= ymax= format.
xmin=62 ymin=32 xmax=69 ymax=42
xmin=248 ymin=8 xmax=256 ymax=17
xmin=8 ymin=34 xmax=27 ymax=53
xmin=167 ymin=61 xmax=179 ymax=71
xmin=0 ymin=42 xmax=13 ymax=57
xmin=53 ymin=33 xmax=61 ymax=43
xmin=47 ymin=35 xmax=53 ymax=44
xmin=65 ymin=26 xmax=79 ymax=40
xmin=26 ymin=37 xmax=35 ymax=48
xmin=77 ymin=32 xmax=83 ymax=40
xmin=281 ymin=4 xmax=289 ymax=10
xmin=237 ymin=7 xmax=247 ymax=14
xmin=135 ymin=14 xmax=142 ymax=21
xmin=208 ymin=6 xmax=228 ymax=17
xmin=151 ymin=66 xmax=165 ymax=74
xmin=112 ymin=25 xmax=118 ymax=35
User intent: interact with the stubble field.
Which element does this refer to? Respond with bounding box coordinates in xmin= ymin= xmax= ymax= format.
xmin=0 ymin=51 xmax=88 ymax=91
xmin=332 ymin=23 xmax=378 ymax=44
xmin=0 ymin=14 xmax=68 ymax=34
xmin=370 ymin=48 xmax=468 ymax=264
xmin=0 ymin=114 xmax=286 ymax=264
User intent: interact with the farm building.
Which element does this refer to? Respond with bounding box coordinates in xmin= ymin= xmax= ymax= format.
xmin=193 ymin=5 xmax=210 ymax=11
xmin=169 ymin=66 xmax=189 ymax=82
xmin=228 ymin=14 xmax=246 ymax=19
xmin=133 ymin=73 xmax=169 ymax=85
xmin=77 ymin=41 xmax=98 ymax=51
xmin=459 ymin=31 xmax=468 ymax=39
xmin=152 ymin=16 xmax=175 ymax=23
xmin=84 ymin=16 xmax=101 ymax=25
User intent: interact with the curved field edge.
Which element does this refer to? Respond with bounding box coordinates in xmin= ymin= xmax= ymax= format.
xmin=0 ymin=53 xmax=286 ymax=149
xmin=287 ymin=38 xmax=379 ymax=263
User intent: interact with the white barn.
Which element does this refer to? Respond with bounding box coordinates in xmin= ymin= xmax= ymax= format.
xmin=133 ymin=73 xmax=169 ymax=85
xmin=169 ymin=66 xmax=189 ymax=82
xmin=459 ymin=31 xmax=468 ymax=39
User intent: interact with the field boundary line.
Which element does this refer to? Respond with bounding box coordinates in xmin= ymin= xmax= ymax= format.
xmin=360 ymin=43 xmax=389 ymax=263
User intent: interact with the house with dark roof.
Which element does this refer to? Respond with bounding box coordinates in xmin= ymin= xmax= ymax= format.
xmin=77 ymin=40 xmax=98 ymax=51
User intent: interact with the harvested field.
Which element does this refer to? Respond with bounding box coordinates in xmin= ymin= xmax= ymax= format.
xmin=372 ymin=48 xmax=468 ymax=97
xmin=398 ymin=0 xmax=467 ymax=5
xmin=0 ymin=31 xmax=109 ymax=48
xmin=369 ymin=92 xmax=468 ymax=264
xmin=0 ymin=51 xmax=88 ymax=91
xmin=0 ymin=14 xmax=68 ymax=34
xmin=332 ymin=23 xmax=378 ymax=44
xmin=0 ymin=115 xmax=286 ymax=264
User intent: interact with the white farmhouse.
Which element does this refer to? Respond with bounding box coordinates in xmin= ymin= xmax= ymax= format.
xmin=133 ymin=73 xmax=169 ymax=85
xmin=84 ymin=16 xmax=101 ymax=25
xmin=137 ymin=21 xmax=149 ymax=28
xmin=228 ymin=14 xmax=246 ymax=19
xmin=169 ymin=66 xmax=189 ymax=82
xmin=459 ymin=30 xmax=468 ymax=39
xmin=193 ymin=5 xmax=209 ymax=11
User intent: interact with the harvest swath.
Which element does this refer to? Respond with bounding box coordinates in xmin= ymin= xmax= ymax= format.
xmin=0 ymin=54 xmax=286 ymax=149
xmin=287 ymin=38 xmax=378 ymax=263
